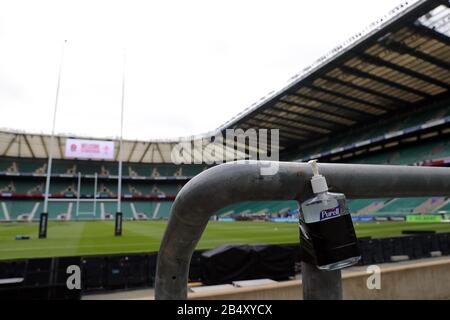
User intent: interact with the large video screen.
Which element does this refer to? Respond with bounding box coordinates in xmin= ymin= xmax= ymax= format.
xmin=65 ymin=138 xmax=115 ymax=160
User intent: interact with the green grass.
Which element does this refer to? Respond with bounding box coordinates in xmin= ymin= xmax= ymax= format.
xmin=1 ymin=220 xmax=450 ymax=260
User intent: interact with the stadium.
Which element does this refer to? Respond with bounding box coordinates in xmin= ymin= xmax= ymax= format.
xmin=2 ymin=0 xmax=450 ymax=301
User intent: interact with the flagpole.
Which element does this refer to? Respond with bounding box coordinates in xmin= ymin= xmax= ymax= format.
xmin=39 ymin=40 xmax=67 ymax=239
xmin=115 ymin=49 xmax=126 ymax=236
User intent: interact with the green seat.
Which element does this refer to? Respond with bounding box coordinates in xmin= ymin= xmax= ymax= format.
xmin=155 ymin=202 xmax=173 ymax=219
xmin=2 ymin=200 xmax=41 ymax=220
xmin=376 ymin=197 xmax=430 ymax=214
xmin=216 ymin=200 xmax=299 ymax=216
xmin=48 ymin=202 xmax=70 ymax=219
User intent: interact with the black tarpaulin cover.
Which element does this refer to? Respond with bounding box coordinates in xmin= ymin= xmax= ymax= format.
xmin=200 ymin=244 xmax=299 ymax=285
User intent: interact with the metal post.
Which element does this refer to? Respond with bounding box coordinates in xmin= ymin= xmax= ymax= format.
xmin=115 ymin=50 xmax=126 ymax=236
xmin=39 ymin=40 xmax=67 ymax=239
xmin=76 ymin=172 xmax=81 ymax=218
xmin=301 ymin=262 xmax=342 ymax=300
xmin=154 ymin=161 xmax=450 ymax=300
xmin=93 ymin=172 xmax=98 ymax=217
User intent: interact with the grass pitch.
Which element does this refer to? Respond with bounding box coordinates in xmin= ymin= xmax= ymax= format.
xmin=1 ymin=220 xmax=450 ymax=260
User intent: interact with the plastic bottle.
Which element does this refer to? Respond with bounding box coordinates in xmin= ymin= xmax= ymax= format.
xmin=299 ymin=160 xmax=361 ymax=270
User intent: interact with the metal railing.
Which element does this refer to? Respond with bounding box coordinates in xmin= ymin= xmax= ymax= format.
xmin=155 ymin=161 xmax=450 ymax=299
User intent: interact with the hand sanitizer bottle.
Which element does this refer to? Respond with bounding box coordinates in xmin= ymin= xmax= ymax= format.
xmin=299 ymin=160 xmax=361 ymax=270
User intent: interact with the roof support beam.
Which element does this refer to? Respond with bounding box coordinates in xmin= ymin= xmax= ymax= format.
xmin=127 ymin=141 xmax=138 ymax=162
xmin=2 ymin=134 xmax=18 ymax=156
xmin=357 ymin=51 xmax=450 ymax=91
xmin=57 ymin=136 xmax=63 ymax=158
xmin=245 ymin=123 xmax=309 ymax=140
xmin=238 ymin=123 xmax=292 ymax=143
xmin=150 ymin=144 xmax=157 ymax=163
xmin=272 ymin=103 xmax=352 ymax=126
xmin=278 ymin=98 xmax=356 ymax=124
xmin=244 ymin=119 xmax=310 ymax=137
xmin=277 ymin=132 xmax=307 ymax=142
xmin=320 ymin=74 xmax=406 ymax=107
xmin=338 ymin=65 xmax=430 ymax=98
xmin=115 ymin=143 xmax=120 ymax=161
xmin=254 ymin=114 xmax=330 ymax=135
xmin=18 ymin=135 xmax=22 ymax=157
xmin=139 ymin=142 xmax=152 ymax=163
xmin=261 ymin=110 xmax=336 ymax=131
xmin=245 ymin=119 xmax=309 ymax=141
xmin=23 ymin=135 xmax=36 ymax=158
xmin=411 ymin=23 xmax=450 ymax=48
xmin=155 ymin=142 xmax=165 ymax=163
xmin=378 ymin=39 xmax=450 ymax=71
xmin=40 ymin=135 xmax=48 ymax=158
xmin=303 ymin=83 xmax=390 ymax=113
xmin=286 ymin=91 xmax=369 ymax=119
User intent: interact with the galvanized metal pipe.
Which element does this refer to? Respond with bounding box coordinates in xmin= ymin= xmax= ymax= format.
xmin=155 ymin=161 xmax=450 ymax=300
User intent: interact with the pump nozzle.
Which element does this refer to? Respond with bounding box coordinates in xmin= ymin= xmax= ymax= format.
xmin=308 ymin=159 xmax=319 ymax=176
xmin=308 ymin=159 xmax=328 ymax=194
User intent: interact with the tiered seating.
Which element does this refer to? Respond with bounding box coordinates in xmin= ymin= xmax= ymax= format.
xmin=133 ymin=202 xmax=158 ymax=218
xmin=98 ymin=183 xmax=117 ymax=197
xmin=0 ymin=156 xmax=202 ymax=220
xmin=181 ymin=165 xmax=203 ymax=176
xmin=1 ymin=200 xmax=40 ymax=221
xmin=126 ymin=164 xmax=203 ymax=177
xmin=348 ymin=196 xmax=448 ymax=216
xmin=74 ymin=202 xmax=98 ymax=220
xmin=156 ymin=202 xmax=173 ymax=218
xmin=0 ymin=159 xmax=12 ymax=172
xmin=0 ymin=161 xmax=18 ymax=174
xmin=348 ymin=199 xmax=388 ymax=214
xmin=414 ymin=197 xmax=446 ymax=213
xmin=51 ymin=162 xmax=73 ymax=174
xmin=351 ymin=139 xmax=450 ymax=165
xmin=0 ymin=180 xmax=15 ymax=193
xmin=158 ymin=184 xmax=180 ymax=195
xmin=300 ymin=105 xmax=450 ymax=160
xmin=342 ymin=135 xmax=450 ymax=217
xmin=0 ymin=159 xmax=46 ymax=174
xmin=15 ymin=159 xmax=46 ymax=174
xmin=375 ymin=197 xmax=430 ymax=215
xmin=49 ymin=182 xmax=77 ymax=195
xmin=122 ymin=183 xmax=181 ymax=196
xmin=98 ymin=201 xmax=133 ymax=219
xmin=216 ymin=201 xmax=299 ymax=216
xmin=121 ymin=202 xmax=135 ymax=219
xmin=24 ymin=182 xmax=44 ymax=194
xmin=48 ymin=202 xmax=70 ymax=219
xmin=1 ymin=157 xmax=206 ymax=178
xmin=436 ymin=200 xmax=450 ymax=213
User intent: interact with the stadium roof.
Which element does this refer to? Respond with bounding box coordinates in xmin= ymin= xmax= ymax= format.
xmin=2 ymin=0 xmax=450 ymax=163
xmin=217 ymin=0 xmax=450 ymax=158
xmin=0 ymin=130 xmax=249 ymax=163
xmin=0 ymin=130 xmax=179 ymax=163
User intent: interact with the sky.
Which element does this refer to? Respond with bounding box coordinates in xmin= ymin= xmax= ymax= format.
xmin=0 ymin=0 xmax=415 ymax=140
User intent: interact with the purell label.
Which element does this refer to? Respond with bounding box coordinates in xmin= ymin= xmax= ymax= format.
xmin=320 ymin=206 xmax=340 ymax=221
xmin=301 ymin=197 xmax=344 ymax=223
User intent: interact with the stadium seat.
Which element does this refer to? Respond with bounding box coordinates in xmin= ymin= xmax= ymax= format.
xmin=2 ymin=200 xmax=41 ymax=221
xmin=48 ymin=202 xmax=71 ymax=220
xmin=376 ymin=197 xmax=430 ymax=214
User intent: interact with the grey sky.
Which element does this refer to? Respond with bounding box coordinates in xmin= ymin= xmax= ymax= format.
xmin=0 ymin=0 xmax=412 ymax=140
